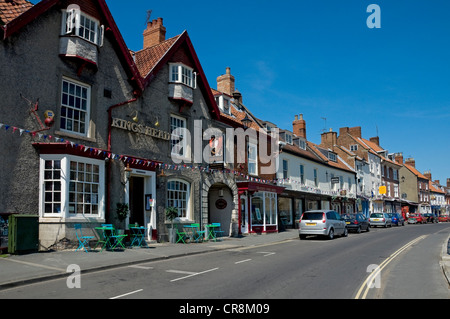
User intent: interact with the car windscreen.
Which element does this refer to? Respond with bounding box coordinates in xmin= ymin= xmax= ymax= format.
xmin=370 ymin=213 xmax=383 ymax=218
xmin=302 ymin=213 xmax=323 ymax=220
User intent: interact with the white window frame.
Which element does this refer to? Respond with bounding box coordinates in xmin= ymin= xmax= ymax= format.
xmin=282 ymin=159 xmax=289 ymax=179
xmin=248 ymin=142 xmax=258 ymax=176
xmin=39 ymin=154 xmax=105 ymax=219
xmin=170 ymin=114 xmax=189 ymax=160
xmin=169 ymin=63 xmax=197 ymax=89
xmin=166 ymin=179 xmax=191 ymax=221
xmin=60 ymin=77 xmax=91 ymax=137
xmin=61 ymin=9 xmax=104 ymax=46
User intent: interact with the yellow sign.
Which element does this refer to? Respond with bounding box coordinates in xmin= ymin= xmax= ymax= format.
xmin=379 ymin=186 xmax=386 ymax=195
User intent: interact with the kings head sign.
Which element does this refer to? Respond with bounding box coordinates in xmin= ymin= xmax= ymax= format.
xmin=111 ymin=117 xmax=171 ymax=140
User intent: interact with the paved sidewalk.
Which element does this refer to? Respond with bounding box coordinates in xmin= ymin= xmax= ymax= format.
xmin=0 ymin=230 xmax=298 ymax=290
xmin=1 ymin=230 xmax=449 ymax=291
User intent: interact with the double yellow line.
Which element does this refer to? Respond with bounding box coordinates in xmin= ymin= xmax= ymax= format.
xmin=354 ymin=235 xmax=428 ymax=299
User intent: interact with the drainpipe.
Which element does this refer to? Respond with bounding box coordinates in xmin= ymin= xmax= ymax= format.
xmin=106 ymin=96 xmax=138 ymax=222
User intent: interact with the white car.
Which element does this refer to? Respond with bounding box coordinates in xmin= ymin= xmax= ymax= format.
xmin=369 ymin=213 xmax=392 ymax=228
xmin=299 ymin=210 xmax=348 ymax=240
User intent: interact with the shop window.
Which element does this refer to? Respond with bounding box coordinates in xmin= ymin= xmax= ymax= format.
xmin=166 ymin=179 xmax=190 ymax=220
xmin=279 ymin=197 xmax=292 ymax=226
xmin=40 ymin=155 xmax=104 ymax=218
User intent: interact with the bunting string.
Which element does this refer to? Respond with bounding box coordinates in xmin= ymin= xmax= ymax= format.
xmin=0 ymin=121 xmax=350 ymax=197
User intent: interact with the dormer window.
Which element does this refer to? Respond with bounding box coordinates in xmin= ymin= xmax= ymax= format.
xmin=285 ymin=133 xmax=293 ymax=145
xmin=62 ymin=8 xmax=104 ymax=46
xmin=328 ymin=152 xmax=337 ymax=162
xmin=170 ymin=63 xmax=196 ymax=88
xmin=214 ymin=95 xmax=231 ymax=115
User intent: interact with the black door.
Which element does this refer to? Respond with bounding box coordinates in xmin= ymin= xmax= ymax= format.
xmin=129 ymin=176 xmax=144 ymax=226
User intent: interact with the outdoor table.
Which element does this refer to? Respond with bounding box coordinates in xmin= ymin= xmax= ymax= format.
xmin=205 ymin=224 xmax=218 ymax=242
xmin=130 ymin=226 xmax=148 ymax=248
xmin=95 ymin=225 xmax=126 ymax=251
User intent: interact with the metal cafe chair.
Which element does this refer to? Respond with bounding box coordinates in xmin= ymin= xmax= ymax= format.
xmin=101 ymin=224 xmax=127 ymax=250
xmin=191 ymin=223 xmax=205 ymax=243
xmin=74 ymin=224 xmax=94 ymax=253
xmin=176 ymin=226 xmax=189 ymax=244
xmin=212 ymin=223 xmax=224 ymax=241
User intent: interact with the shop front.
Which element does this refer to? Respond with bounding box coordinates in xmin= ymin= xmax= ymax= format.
xmin=237 ymin=181 xmax=284 ymax=234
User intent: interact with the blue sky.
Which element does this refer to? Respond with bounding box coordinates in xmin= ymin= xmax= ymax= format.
xmin=103 ymin=1 xmax=449 ymax=184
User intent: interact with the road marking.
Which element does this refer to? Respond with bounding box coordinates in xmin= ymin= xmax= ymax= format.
xmin=170 ymin=268 xmax=219 ymax=282
xmin=235 ymin=259 xmax=252 ymax=264
xmin=166 ymin=269 xmax=197 ymax=275
xmin=128 ymin=265 xmax=153 ymax=270
xmin=258 ymin=252 xmax=276 ymax=257
xmin=110 ymin=289 xmax=143 ymax=299
xmin=355 ymin=235 xmax=428 ymax=299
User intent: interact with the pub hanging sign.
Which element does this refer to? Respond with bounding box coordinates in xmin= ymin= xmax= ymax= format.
xmin=111 ymin=117 xmax=171 ymax=140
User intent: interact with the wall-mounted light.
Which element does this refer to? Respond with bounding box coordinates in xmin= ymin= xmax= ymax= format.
xmin=121 ymin=163 xmax=133 ymax=185
xmin=132 ymin=110 xmax=139 ymax=123
xmin=241 ymin=114 xmax=252 ymax=128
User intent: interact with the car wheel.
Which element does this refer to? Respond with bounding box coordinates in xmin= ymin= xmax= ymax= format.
xmin=299 ymin=234 xmax=306 ymax=240
xmin=366 ymin=225 xmax=370 ymax=232
xmin=343 ymin=228 xmax=348 ymax=237
xmin=356 ymin=226 xmax=361 ymax=234
xmin=328 ymin=229 xmax=334 ymax=240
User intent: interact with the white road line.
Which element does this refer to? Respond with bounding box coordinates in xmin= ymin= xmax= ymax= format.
xmin=170 ymin=268 xmax=219 ymax=282
xmin=110 ymin=289 xmax=143 ymax=299
xmin=166 ymin=269 xmax=197 ymax=275
xmin=235 ymin=259 xmax=252 ymax=264
xmin=128 ymin=265 xmax=153 ymax=270
xmin=258 ymin=252 xmax=276 ymax=257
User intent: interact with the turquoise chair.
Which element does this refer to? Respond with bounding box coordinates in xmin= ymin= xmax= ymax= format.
xmin=191 ymin=223 xmax=205 ymax=243
xmin=74 ymin=224 xmax=94 ymax=253
xmin=212 ymin=223 xmax=224 ymax=241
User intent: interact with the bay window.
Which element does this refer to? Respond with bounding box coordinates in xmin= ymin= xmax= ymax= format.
xmin=40 ymin=155 xmax=105 ymax=219
xmin=170 ymin=63 xmax=196 ymax=88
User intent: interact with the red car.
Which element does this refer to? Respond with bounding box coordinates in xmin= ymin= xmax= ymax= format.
xmin=408 ymin=214 xmax=425 ymax=224
xmin=438 ymin=216 xmax=449 ymax=223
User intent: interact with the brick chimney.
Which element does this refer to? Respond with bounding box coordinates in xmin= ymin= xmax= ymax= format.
xmin=293 ymin=114 xmax=306 ymax=139
xmin=447 ymin=178 xmax=450 ymax=188
xmin=405 ymin=158 xmax=415 ymax=168
xmin=394 ymin=152 xmax=403 ymax=164
xmin=423 ymin=171 xmax=432 ymax=181
xmin=217 ymin=67 xmax=235 ymax=96
xmin=143 ymin=18 xmax=166 ymax=49
xmin=339 ymin=126 xmax=362 ymax=138
xmin=321 ymin=128 xmax=337 ymax=150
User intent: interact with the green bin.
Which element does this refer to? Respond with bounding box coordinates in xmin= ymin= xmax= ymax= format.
xmin=8 ymin=215 xmax=39 ymax=254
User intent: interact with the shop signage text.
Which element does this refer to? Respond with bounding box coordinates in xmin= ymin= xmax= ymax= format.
xmin=111 ymin=117 xmax=170 ymax=140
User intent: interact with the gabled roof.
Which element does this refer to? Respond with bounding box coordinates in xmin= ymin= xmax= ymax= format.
xmin=1 ymin=0 xmax=144 ymax=93
xmin=134 ymin=30 xmax=221 ymax=120
xmin=308 ymin=142 xmax=356 ymax=174
xmin=404 ymin=163 xmax=428 ymax=180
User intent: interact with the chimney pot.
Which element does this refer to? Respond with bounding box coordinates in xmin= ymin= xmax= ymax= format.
xmin=217 ymin=67 xmax=235 ymax=96
xmin=143 ymin=17 xmax=166 ymax=49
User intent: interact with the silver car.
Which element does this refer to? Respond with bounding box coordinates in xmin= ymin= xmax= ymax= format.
xmin=369 ymin=213 xmax=392 ymax=228
xmin=299 ymin=210 xmax=348 ymax=240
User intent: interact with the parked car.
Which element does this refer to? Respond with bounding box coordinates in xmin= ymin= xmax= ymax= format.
xmin=299 ymin=210 xmax=348 ymax=240
xmin=408 ymin=214 xmax=424 ymax=224
xmin=422 ymin=213 xmax=436 ymax=223
xmin=388 ymin=213 xmax=405 ymax=226
xmin=342 ymin=213 xmax=370 ymax=233
xmin=369 ymin=213 xmax=392 ymax=228
xmin=438 ymin=216 xmax=449 ymax=223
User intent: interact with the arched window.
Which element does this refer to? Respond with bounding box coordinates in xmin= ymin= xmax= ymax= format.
xmin=167 ymin=179 xmax=191 ymax=219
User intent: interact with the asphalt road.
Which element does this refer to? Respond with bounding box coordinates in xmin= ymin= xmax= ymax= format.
xmin=1 ymin=223 xmax=449 ymax=301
